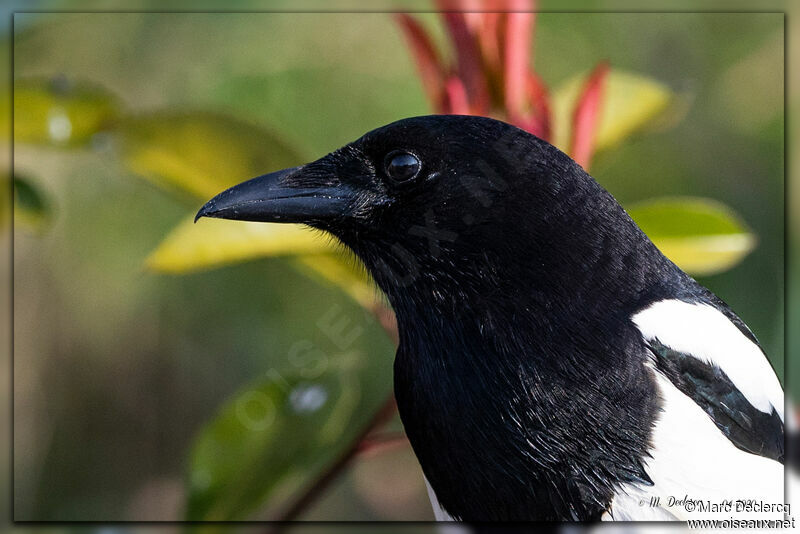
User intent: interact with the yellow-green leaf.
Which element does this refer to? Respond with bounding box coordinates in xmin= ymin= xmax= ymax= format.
xmin=628 ymin=197 xmax=756 ymax=276
xmin=10 ymin=78 xmax=120 ymax=146
xmin=146 ymin=216 xmax=335 ymax=273
xmin=551 ymin=69 xmax=676 ymax=156
xmin=118 ymin=111 xmax=302 ymax=199
xmin=147 ymin=214 xmax=380 ymax=308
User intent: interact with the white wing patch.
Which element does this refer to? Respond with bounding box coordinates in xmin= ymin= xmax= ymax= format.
xmin=607 ymin=369 xmax=784 ymax=521
xmin=632 ymin=299 xmax=783 ymax=420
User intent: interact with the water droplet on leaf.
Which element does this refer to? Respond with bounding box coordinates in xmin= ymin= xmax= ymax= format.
xmin=289 ymin=383 xmax=328 ymax=414
xmin=47 ymin=107 xmax=72 ymax=143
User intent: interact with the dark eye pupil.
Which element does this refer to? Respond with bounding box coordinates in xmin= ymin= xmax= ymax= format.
xmin=386 ymin=153 xmax=420 ymax=182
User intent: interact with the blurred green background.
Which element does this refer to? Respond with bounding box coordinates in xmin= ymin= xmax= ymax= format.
xmin=10 ymin=3 xmax=784 ymax=524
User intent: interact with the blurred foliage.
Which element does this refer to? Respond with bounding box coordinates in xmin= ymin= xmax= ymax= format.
xmin=8 ymin=77 xmax=120 ymax=146
xmin=10 ymin=7 xmax=784 ymax=522
xmin=13 ymin=174 xmax=51 ymax=231
xmin=551 ymin=69 xmax=678 ymax=155
xmin=188 ymin=352 xmax=391 ymax=520
xmin=146 ymin=216 xmax=376 ymax=308
xmin=119 ymin=112 xmax=301 ymax=199
xmin=629 ymin=197 xmax=756 ymax=277
xmin=146 ymin=217 xmax=331 ymax=273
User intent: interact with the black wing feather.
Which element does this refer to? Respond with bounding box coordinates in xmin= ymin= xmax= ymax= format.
xmin=648 ymin=339 xmax=784 ymax=463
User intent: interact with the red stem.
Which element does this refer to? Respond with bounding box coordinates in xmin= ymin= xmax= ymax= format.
xmin=267 ymin=394 xmax=398 ymax=528
xmin=357 ymin=432 xmax=410 ymax=457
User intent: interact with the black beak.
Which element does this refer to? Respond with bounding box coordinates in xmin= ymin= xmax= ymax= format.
xmin=195 ymin=166 xmax=355 ymax=224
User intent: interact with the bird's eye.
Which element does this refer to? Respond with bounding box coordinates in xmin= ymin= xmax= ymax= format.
xmin=385 ymin=151 xmax=421 ymax=184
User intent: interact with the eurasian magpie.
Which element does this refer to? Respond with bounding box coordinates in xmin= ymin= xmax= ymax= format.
xmin=196 ymin=115 xmax=785 ymax=522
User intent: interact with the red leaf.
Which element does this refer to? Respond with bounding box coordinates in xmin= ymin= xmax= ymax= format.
xmin=509 ymin=72 xmax=550 ymax=139
xmin=503 ymin=4 xmax=535 ymax=117
xmin=439 ymin=10 xmax=490 ymax=113
xmin=511 ymin=114 xmax=545 ymax=139
xmin=462 ymin=10 xmax=484 ymax=33
xmin=476 ymin=11 xmax=503 ymax=81
xmin=443 ymin=76 xmax=471 ymax=115
xmin=524 ymin=0 xmax=539 ymax=65
xmin=570 ymin=61 xmax=609 ymax=169
xmin=394 ymin=14 xmax=448 ymax=112
xmin=527 ymin=72 xmax=551 ymax=141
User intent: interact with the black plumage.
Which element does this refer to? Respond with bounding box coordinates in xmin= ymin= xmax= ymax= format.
xmin=196 ymin=115 xmax=784 ymax=522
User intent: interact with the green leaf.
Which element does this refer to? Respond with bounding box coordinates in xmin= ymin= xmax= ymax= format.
xmin=13 ymin=175 xmax=50 ymax=231
xmin=118 ymin=111 xmax=303 ymax=199
xmin=628 ymin=197 xmax=756 ymax=276
xmin=146 ymin=216 xmax=335 ymax=273
xmin=9 ymin=78 xmax=120 ymax=146
xmin=551 ymin=69 xmax=678 ymax=156
xmin=187 ymin=351 xmax=393 ymax=520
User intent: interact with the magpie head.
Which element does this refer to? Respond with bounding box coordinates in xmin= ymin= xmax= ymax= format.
xmin=197 ymin=115 xmax=648 ymax=309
